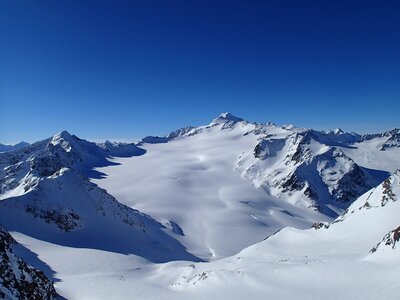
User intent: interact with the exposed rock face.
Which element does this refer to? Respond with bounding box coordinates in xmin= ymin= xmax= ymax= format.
xmin=381 ymin=178 xmax=396 ymax=206
xmin=362 ymin=128 xmax=400 ymax=150
xmin=237 ymin=127 xmax=377 ymax=215
xmin=0 ymin=167 xmax=147 ymax=233
xmin=0 ymin=132 xmax=201 ymax=264
xmin=382 ymin=129 xmax=400 ymax=150
xmin=370 ymin=226 xmax=400 ymax=253
xmin=0 ymin=225 xmax=58 ymax=300
xmin=0 ymin=131 xmax=145 ymax=198
xmin=136 ymin=114 xmax=397 ymax=217
xmin=253 ymin=138 xmax=286 ymax=159
xmin=0 ymin=132 xmax=149 ymax=233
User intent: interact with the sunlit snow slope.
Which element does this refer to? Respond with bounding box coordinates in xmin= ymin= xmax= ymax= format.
xmin=92 ymin=117 xmax=330 ymax=260
xmin=160 ymin=171 xmax=400 ymax=300
xmin=92 ymin=114 xmax=398 ymax=260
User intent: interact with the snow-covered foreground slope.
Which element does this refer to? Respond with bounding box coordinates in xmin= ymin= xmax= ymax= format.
xmin=10 ymin=171 xmax=400 ymax=299
xmin=159 ymin=171 xmax=400 ymax=299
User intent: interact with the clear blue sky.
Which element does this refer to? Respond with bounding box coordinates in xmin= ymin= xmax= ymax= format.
xmin=1 ymin=0 xmax=399 ymax=144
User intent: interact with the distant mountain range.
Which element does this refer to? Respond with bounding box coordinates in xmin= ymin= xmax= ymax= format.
xmin=0 ymin=141 xmax=30 ymax=153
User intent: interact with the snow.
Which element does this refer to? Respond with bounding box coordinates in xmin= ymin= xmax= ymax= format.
xmin=1 ymin=114 xmax=400 ymax=299
xmin=92 ymin=122 xmax=327 ymax=261
xmin=11 ymin=170 xmax=400 ymax=299
xmin=210 ymin=112 xmax=244 ymax=125
xmin=340 ymin=137 xmax=400 ymax=173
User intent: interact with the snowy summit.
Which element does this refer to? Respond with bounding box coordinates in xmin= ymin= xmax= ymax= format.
xmin=210 ymin=112 xmax=245 ymax=125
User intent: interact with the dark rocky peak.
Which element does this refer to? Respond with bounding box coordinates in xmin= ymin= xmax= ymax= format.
xmin=0 ymin=225 xmax=58 ymax=299
xmin=383 ymin=128 xmax=400 ymax=139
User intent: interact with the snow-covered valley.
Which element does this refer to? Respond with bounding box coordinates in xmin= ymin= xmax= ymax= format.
xmin=1 ymin=113 xmax=399 ymax=299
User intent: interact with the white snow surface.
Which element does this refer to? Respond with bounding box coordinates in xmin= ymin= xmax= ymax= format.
xmin=92 ymin=121 xmax=328 ymax=260
xmin=9 ymin=171 xmax=400 ymax=300
xmin=340 ymin=137 xmax=400 ymax=173
xmin=1 ymin=114 xmax=400 ymax=299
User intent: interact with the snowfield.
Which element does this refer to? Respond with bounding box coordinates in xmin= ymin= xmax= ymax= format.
xmin=1 ymin=113 xmax=399 ymax=299
xmin=92 ymin=119 xmax=329 ymax=260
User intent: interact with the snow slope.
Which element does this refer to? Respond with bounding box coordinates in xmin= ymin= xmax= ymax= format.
xmin=9 ymin=171 xmax=399 ymax=299
xmin=0 ymin=132 xmax=200 ymax=265
xmin=92 ymin=117 xmax=330 ymax=260
xmin=92 ymin=113 xmax=397 ymax=260
xmin=158 ymin=170 xmax=400 ymax=299
xmin=1 ymin=113 xmax=399 ymax=299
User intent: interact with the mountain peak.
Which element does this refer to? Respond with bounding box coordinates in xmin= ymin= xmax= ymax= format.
xmin=333 ymin=128 xmax=344 ymax=135
xmin=0 ymin=141 xmax=30 ymax=152
xmin=14 ymin=141 xmax=30 ymax=148
xmin=50 ymin=130 xmax=75 ymax=152
xmin=211 ymin=112 xmax=244 ymax=124
xmin=53 ymin=130 xmax=73 ymax=140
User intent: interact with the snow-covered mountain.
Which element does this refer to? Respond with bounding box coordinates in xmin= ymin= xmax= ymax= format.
xmin=0 ymin=131 xmax=200 ymax=264
xmin=0 ymin=113 xmax=399 ymax=299
xmin=0 ymin=130 xmax=144 ymax=199
xmin=236 ymin=126 xmax=379 ymax=216
xmin=136 ymin=113 xmax=393 ymax=215
xmin=90 ymin=113 xmax=398 ymax=260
